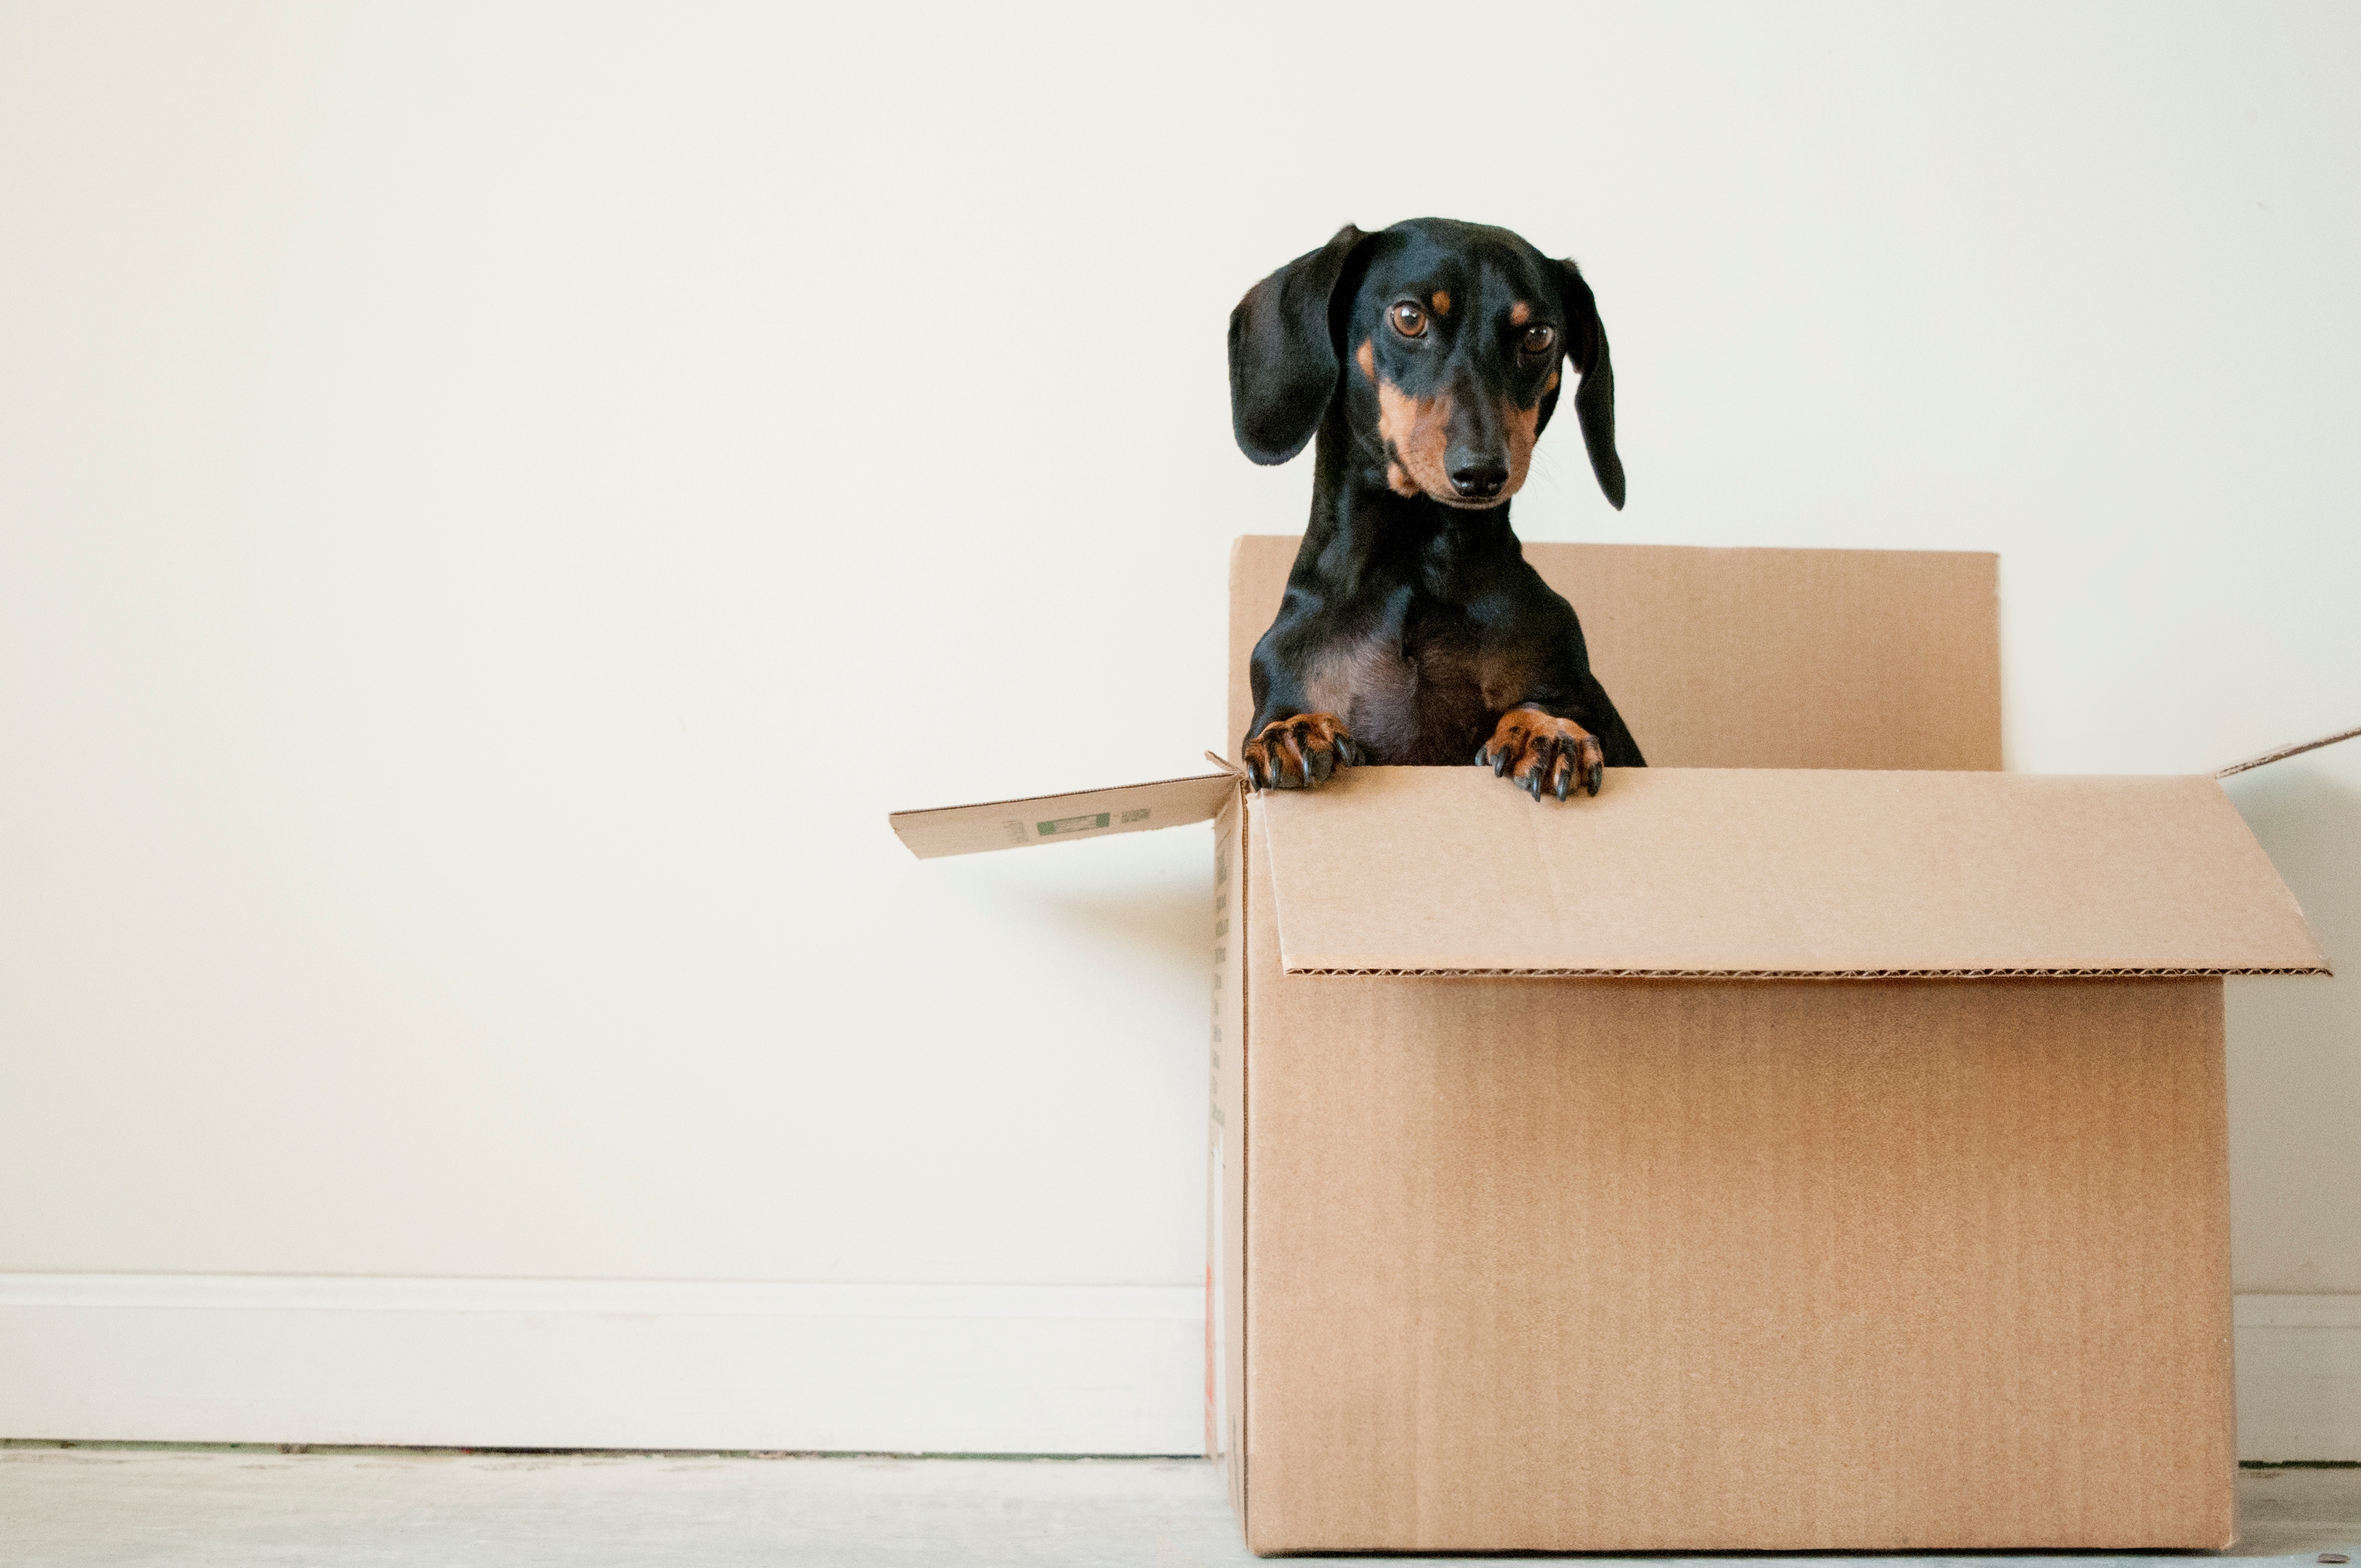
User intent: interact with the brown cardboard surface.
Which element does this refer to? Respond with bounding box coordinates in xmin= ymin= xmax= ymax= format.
xmin=1241 ymin=820 xmax=2237 ymax=1553
xmin=1206 ymin=793 xmax=1248 ymax=1516
xmin=1228 ymin=536 xmax=2001 ymax=771
xmin=1255 ymin=765 xmax=2326 ymax=977
xmin=890 ymin=540 xmax=2311 ymax=1553
xmin=888 ymin=773 xmax=1236 ymax=859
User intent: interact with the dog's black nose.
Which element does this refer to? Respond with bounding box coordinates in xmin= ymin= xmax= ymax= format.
xmin=1449 ymin=460 xmax=1508 ymax=499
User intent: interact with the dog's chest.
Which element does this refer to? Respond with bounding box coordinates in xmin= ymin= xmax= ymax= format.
xmin=1300 ymin=616 xmax=1526 ymax=766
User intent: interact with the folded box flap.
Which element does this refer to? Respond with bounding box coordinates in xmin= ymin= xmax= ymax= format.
xmin=1256 ymin=767 xmax=2328 ymax=977
xmin=891 ymin=772 xmax=1238 ymax=859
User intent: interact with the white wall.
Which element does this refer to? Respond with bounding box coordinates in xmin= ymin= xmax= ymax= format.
xmin=2 ymin=1 xmax=2357 ymax=1452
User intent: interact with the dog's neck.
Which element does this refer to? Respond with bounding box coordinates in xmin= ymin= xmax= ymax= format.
xmin=1298 ymin=405 xmax=1522 ymax=601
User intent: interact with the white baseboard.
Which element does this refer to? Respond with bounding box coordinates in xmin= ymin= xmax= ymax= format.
xmin=3 ymin=1278 xmax=2353 ymax=1460
xmin=2234 ymin=1293 xmax=2361 ymax=1462
xmin=0 ymin=1275 xmax=1205 ymax=1454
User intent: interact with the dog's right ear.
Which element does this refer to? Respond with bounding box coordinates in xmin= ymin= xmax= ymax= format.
xmin=1227 ymin=224 xmax=1368 ymax=466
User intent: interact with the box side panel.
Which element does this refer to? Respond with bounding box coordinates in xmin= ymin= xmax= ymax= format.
xmin=1244 ymin=970 xmax=2234 ymax=1554
xmin=1205 ymin=801 xmax=1223 ymax=1462
xmin=1228 ymin=536 xmax=1299 ymax=761
xmin=1530 ymin=542 xmax=2000 ymax=771
xmin=1207 ymin=794 xmax=1249 ymax=1528
xmin=1224 ymin=537 xmax=2000 ymax=773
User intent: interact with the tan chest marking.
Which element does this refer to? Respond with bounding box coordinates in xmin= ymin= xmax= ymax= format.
xmin=1302 ymin=635 xmax=1409 ymax=724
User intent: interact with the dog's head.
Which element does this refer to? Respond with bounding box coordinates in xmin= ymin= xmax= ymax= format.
xmin=1227 ymin=217 xmax=1623 ymax=510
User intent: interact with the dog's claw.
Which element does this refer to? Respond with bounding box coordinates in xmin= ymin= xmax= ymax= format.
xmin=1241 ymin=712 xmax=1357 ymax=793
xmin=1482 ymin=707 xmax=1606 ymax=805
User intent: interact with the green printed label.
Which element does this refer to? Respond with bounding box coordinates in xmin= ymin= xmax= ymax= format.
xmin=1120 ymin=808 xmax=1151 ymax=824
xmin=1037 ymin=812 xmax=1111 ymax=837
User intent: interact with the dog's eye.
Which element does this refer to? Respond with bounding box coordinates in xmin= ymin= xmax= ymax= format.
xmin=1522 ymin=324 xmax=1555 ymax=355
xmin=1390 ymin=302 xmax=1427 ymax=338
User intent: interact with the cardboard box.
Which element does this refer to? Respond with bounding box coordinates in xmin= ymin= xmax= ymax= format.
xmin=891 ymin=540 xmax=2327 ymax=1555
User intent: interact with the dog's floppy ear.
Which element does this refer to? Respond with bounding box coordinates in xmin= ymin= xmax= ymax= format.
xmin=1553 ymin=259 xmax=1626 ymax=510
xmin=1228 ymin=224 xmax=1368 ymax=466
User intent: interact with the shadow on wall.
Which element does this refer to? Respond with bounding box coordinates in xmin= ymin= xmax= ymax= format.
xmin=2223 ymin=756 xmax=2361 ymax=1294
xmin=920 ymin=824 xmax=1218 ymax=1002
xmin=1015 ymin=874 xmax=1216 ymax=996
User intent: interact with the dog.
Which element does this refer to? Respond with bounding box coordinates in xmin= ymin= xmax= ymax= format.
xmin=1230 ymin=217 xmax=1644 ymax=802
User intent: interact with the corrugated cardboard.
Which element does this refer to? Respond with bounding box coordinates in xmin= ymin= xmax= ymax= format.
xmin=890 ymin=772 xmax=1237 ymax=860
xmin=1243 ymin=892 xmax=2239 ymax=1549
xmin=891 ymin=540 xmax=2326 ymax=1555
xmin=1256 ymin=766 xmax=2326 ymax=978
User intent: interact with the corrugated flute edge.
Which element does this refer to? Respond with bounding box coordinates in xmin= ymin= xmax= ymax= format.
xmin=2216 ymin=721 xmax=2361 ymax=779
xmin=1281 ymin=963 xmax=2329 ymax=978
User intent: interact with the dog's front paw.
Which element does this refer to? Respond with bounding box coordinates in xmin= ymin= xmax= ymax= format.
xmin=1243 ymin=712 xmax=1364 ymax=790
xmin=1477 ymin=706 xmax=1603 ymax=801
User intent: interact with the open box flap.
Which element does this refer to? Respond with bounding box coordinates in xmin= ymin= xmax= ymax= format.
xmin=889 ymin=772 xmax=1239 ymax=859
xmin=1255 ymin=766 xmax=2328 ymax=977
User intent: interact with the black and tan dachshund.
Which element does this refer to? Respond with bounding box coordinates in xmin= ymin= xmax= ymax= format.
xmin=1231 ymin=217 xmax=1644 ymax=802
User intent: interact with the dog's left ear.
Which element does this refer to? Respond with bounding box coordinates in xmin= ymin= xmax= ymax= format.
xmin=1228 ymin=224 xmax=1368 ymax=466
xmin=1552 ymin=259 xmax=1626 ymax=510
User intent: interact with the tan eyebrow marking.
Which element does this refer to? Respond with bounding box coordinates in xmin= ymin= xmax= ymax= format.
xmin=1430 ymin=291 xmax=1451 ymax=316
xmin=1509 ymin=301 xmax=1531 ymax=325
xmin=1355 ymin=339 xmax=1375 ymax=378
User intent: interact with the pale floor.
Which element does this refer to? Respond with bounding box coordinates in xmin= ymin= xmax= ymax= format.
xmin=0 ymin=1446 xmax=2355 ymax=1567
